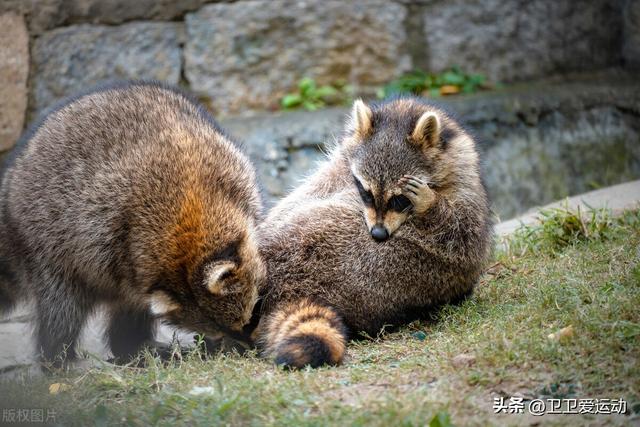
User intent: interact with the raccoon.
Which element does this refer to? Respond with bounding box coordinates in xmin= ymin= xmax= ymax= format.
xmin=0 ymin=81 xmax=265 ymax=365
xmin=254 ymin=97 xmax=493 ymax=368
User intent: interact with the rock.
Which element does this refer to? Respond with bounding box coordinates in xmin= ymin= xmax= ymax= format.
xmin=451 ymin=353 xmax=476 ymax=368
xmin=421 ymin=0 xmax=622 ymax=82
xmin=184 ymin=0 xmax=411 ymax=115
xmin=31 ymin=22 xmax=183 ymax=114
xmin=0 ymin=13 xmax=28 ymax=151
xmin=0 ymin=0 xmax=210 ymax=35
xmin=623 ymin=0 xmax=640 ymax=69
xmin=1 ymin=0 xmax=65 ymax=35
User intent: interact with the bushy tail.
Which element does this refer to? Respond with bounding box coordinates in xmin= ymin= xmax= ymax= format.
xmin=261 ymin=299 xmax=348 ymax=369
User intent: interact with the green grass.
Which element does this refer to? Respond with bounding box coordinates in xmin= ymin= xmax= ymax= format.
xmin=377 ymin=66 xmax=488 ymax=99
xmin=1 ymin=209 xmax=639 ymax=426
xmin=280 ymin=77 xmax=353 ymax=111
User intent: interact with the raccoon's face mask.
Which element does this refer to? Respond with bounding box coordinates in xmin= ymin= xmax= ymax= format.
xmin=351 ymin=168 xmax=413 ymax=242
xmin=347 ymin=99 xmax=442 ymax=241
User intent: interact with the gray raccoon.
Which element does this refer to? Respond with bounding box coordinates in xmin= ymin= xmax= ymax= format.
xmin=255 ymin=97 xmax=493 ymax=368
xmin=0 ymin=82 xmax=265 ymax=365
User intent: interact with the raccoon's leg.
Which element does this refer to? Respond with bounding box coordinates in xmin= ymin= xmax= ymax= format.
xmin=0 ymin=259 xmax=17 ymax=314
xmin=259 ymin=299 xmax=348 ymax=369
xmin=106 ymin=307 xmax=156 ymax=361
xmin=0 ymin=235 xmax=20 ymax=315
xmin=34 ymin=271 xmax=94 ymax=367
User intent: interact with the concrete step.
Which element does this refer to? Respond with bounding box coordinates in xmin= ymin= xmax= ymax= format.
xmin=496 ymin=179 xmax=640 ymax=236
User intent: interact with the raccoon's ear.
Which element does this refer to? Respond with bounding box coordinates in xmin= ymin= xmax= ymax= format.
xmin=205 ymin=262 xmax=236 ymax=295
xmin=411 ymin=112 xmax=441 ymax=148
xmin=149 ymin=291 xmax=179 ymax=316
xmin=349 ymin=99 xmax=373 ymax=139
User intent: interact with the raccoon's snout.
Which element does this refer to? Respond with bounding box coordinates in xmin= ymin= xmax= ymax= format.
xmin=371 ymin=225 xmax=389 ymax=242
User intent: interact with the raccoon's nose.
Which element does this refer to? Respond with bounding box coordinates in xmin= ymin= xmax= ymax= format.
xmin=371 ymin=225 xmax=389 ymax=242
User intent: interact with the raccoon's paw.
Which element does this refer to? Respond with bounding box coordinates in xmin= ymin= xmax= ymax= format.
xmin=399 ymin=175 xmax=435 ymax=214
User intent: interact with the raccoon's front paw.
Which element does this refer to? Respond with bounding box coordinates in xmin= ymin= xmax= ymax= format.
xmin=399 ymin=175 xmax=436 ymax=214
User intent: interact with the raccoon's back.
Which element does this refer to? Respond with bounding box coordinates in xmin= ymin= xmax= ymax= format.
xmin=1 ymin=83 xmax=256 ymax=288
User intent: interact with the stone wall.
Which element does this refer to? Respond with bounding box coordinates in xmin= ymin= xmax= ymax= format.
xmin=0 ymin=13 xmax=29 ymax=151
xmin=0 ymin=0 xmax=632 ymax=125
xmin=184 ymin=1 xmax=411 ymax=114
xmin=418 ymin=0 xmax=624 ymax=82
xmin=31 ymin=22 xmax=184 ymax=113
xmin=0 ymin=0 xmax=638 ymax=218
xmin=624 ymin=0 xmax=640 ymax=68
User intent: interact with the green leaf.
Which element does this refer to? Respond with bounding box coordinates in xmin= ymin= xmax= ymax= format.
xmin=281 ymin=94 xmax=303 ymax=109
xmin=298 ymin=77 xmax=316 ymax=95
xmin=424 ymin=74 xmax=435 ymax=88
xmin=429 ymin=411 xmax=454 ymax=427
xmin=468 ymin=74 xmax=485 ymax=85
xmin=461 ymin=82 xmax=475 ymax=94
xmin=315 ymin=85 xmax=339 ymax=99
xmin=441 ymin=70 xmax=466 ymax=86
xmin=302 ymin=100 xmax=320 ymax=111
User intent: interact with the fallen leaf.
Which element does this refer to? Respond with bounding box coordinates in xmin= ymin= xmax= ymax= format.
xmin=548 ymin=325 xmax=575 ymax=342
xmin=49 ymin=383 xmax=71 ymax=394
xmin=451 ymin=353 xmax=476 ymax=368
xmin=440 ymin=85 xmax=460 ymax=96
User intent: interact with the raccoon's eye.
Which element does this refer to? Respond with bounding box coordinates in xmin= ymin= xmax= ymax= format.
xmin=353 ymin=176 xmax=374 ymax=206
xmin=387 ymin=195 xmax=412 ymax=212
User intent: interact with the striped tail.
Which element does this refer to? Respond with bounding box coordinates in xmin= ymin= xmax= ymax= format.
xmin=261 ymin=299 xmax=348 ymax=369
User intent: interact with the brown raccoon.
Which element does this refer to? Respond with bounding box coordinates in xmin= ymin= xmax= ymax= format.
xmin=254 ymin=97 xmax=493 ymax=368
xmin=0 ymin=81 xmax=265 ymax=364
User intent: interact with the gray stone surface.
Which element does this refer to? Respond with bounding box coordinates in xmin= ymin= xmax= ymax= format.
xmin=31 ymin=22 xmax=183 ymax=113
xmin=420 ymin=0 xmax=623 ymax=82
xmin=184 ymin=0 xmax=411 ymax=115
xmin=220 ymin=73 xmax=640 ymax=218
xmin=0 ymin=13 xmax=29 ymax=151
xmin=451 ymin=77 xmax=640 ymax=220
xmin=0 ymin=306 xmax=193 ymax=378
xmin=0 ymin=0 xmax=212 ymax=35
xmin=623 ymin=0 xmax=640 ymax=69
xmin=222 ymin=108 xmax=346 ymax=199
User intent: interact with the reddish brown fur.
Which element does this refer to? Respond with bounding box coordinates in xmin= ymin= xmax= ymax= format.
xmin=0 ymin=81 xmax=265 ymax=364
